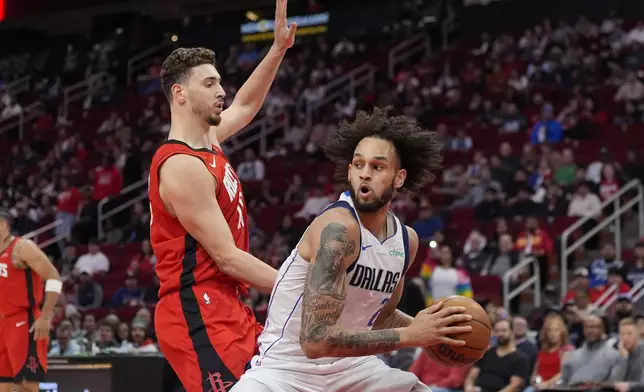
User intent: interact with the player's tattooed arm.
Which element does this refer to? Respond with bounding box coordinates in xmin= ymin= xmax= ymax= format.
xmin=372 ymin=226 xmax=419 ymax=331
xmin=300 ymin=217 xmax=408 ymax=358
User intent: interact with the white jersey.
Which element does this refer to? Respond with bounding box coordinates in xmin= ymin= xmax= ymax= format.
xmin=255 ymin=191 xmax=411 ymax=367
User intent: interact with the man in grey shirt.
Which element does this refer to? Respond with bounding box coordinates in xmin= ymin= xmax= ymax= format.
xmin=611 ymin=318 xmax=644 ymax=392
xmin=561 ymin=314 xmax=621 ymax=386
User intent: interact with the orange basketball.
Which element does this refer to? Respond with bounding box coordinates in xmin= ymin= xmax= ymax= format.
xmin=425 ymin=295 xmax=491 ymax=367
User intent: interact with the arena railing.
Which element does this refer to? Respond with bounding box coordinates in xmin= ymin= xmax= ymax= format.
xmin=24 ymin=219 xmax=66 ymax=248
xmin=632 ymin=282 xmax=644 ymax=315
xmin=126 ymin=40 xmax=172 ymax=87
xmin=5 ymin=75 xmax=32 ymax=97
xmin=560 ymin=180 xmax=644 ymax=300
xmin=597 ymin=278 xmax=644 ymax=315
xmin=387 ymin=33 xmax=431 ymax=80
xmin=298 ymin=63 xmax=375 ymax=129
xmin=62 ymin=72 xmax=112 ymax=118
xmin=96 ymin=110 xmax=290 ymax=239
xmin=0 ymin=101 xmax=46 ymax=140
xmin=502 ymin=255 xmax=541 ymax=311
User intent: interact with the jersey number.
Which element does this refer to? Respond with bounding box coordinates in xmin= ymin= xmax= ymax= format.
xmin=367 ymin=298 xmax=389 ymax=327
xmin=0 ymin=263 xmax=8 ymax=278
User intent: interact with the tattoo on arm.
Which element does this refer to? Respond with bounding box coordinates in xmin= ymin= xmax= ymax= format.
xmin=12 ymin=240 xmax=27 ymax=269
xmin=301 ymin=222 xmax=402 ymax=357
xmin=373 ymin=310 xmax=413 ymax=330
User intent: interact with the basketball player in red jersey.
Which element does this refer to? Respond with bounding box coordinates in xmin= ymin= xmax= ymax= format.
xmin=0 ymin=210 xmax=62 ymax=392
xmin=149 ymin=1 xmax=297 ymax=391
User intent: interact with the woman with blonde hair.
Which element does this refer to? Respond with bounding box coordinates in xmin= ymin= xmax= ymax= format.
xmin=526 ymin=313 xmax=573 ymax=391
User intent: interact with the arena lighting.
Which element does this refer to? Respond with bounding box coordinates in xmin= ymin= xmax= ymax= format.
xmin=0 ymin=0 xmax=5 ymax=22
xmin=246 ymin=11 xmax=259 ymax=22
xmin=171 ymin=34 xmax=178 ymax=42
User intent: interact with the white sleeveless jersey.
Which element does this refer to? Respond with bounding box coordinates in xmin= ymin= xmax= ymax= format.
xmin=255 ymin=191 xmax=411 ymax=366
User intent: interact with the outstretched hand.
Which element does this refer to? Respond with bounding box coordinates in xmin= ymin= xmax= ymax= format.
xmin=273 ymin=0 xmax=297 ymax=52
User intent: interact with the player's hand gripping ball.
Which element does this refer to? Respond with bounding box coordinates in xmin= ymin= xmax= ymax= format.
xmin=426 ymin=296 xmax=491 ymax=367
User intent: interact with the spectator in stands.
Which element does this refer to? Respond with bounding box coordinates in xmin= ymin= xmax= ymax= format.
xmin=283 ymin=174 xmax=307 ymax=204
xmin=95 ymin=320 xmax=121 ymax=354
xmin=568 ymin=181 xmax=602 ymax=219
xmin=561 ymin=315 xmax=621 ymax=385
xmin=56 ymin=178 xmax=82 ymax=249
xmin=111 ymin=271 xmax=145 ymax=308
xmin=514 ymin=316 xmax=538 ymax=373
xmin=599 ymin=164 xmax=621 ymax=201
xmin=464 ymin=318 xmax=529 ymax=392
xmin=555 ymin=149 xmax=578 ymax=187
xmin=124 ymin=201 xmax=150 ymax=242
xmin=72 ymin=239 xmax=110 ymax=276
xmin=49 ymin=320 xmax=82 ymax=356
xmin=116 ymin=322 xmax=130 ymax=346
xmin=97 ymin=111 xmax=124 ymax=134
xmin=127 ymin=239 xmax=156 ymax=276
xmin=56 ymin=242 xmax=78 ymax=281
xmin=613 ymin=294 xmax=636 ymax=332
xmin=514 ymin=216 xmax=553 ymax=280
xmin=460 ymin=230 xmax=491 ymax=275
xmin=541 ymin=182 xmax=568 ymax=217
xmin=124 ymin=319 xmax=158 ymax=353
xmin=627 ymin=241 xmax=644 ymax=285
xmin=615 ymin=72 xmax=644 ymax=102
xmin=409 ymin=350 xmax=471 ymax=392
xmin=527 ymin=313 xmax=573 ymax=391
xmin=483 ymin=233 xmax=519 ymax=279
xmin=499 ymin=102 xmax=527 ymax=133
xmin=475 ymin=187 xmax=503 ymax=221
xmin=237 ymin=148 xmax=266 ymax=181
xmin=530 ymin=103 xmax=563 ymax=145
xmin=93 ymin=155 xmax=123 ymax=201
xmin=412 ymin=198 xmax=444 ymax=243
xmin=74 ymin=271 xmax=104 ymax=311
xmin=294 ymin=185 xmax=333 ymax=221
xmin=589 ymin=243 xmax=625 ymax=290
xmin=507 ymin=186 xmax=541 ymax=218
xmin=610 ymin=318 xmax=644 ymax=392
xmin=586 ymin=150 xmax=614 ymax=185
xmin=420 ymin=245 xmax=473 ymax=306
xmin=448 ymin=128 xmax=473 ymax=151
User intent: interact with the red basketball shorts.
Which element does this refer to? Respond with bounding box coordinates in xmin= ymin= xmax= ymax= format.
xmin=0 ymin=309 xmax=48 ymax=383
xmin=155 ymin=284 xmax=263 ymax=392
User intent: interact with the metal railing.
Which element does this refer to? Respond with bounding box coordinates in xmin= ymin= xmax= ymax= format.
xmin=0 ymin=101 xmax=46 ymax=140
xmin=560 ymin=180 xmax=644 ymax=300
xmin=97 ymin=179 xmax=148 ymax=240
xmin=126 ymin=41 xmax=172 ymax=87
xmin=598 ymin=278 xmax=644 ymax=314
xmin=62 ymin=72 xmax=111 ymax=118
xmin=298 ymin=63 xmax=375 ymax=129
xmin=632 ymin=282 xmax=644 ymax=315
xmin=503 ymin=256 xmax=541 ymax=311
xmin=24 ymin=219 xmax=67 ymax=249
xmin=96 ymin=111 xmax=290 ymax=238
xmin=221 ymin=111 xmax=290 ymax=156
xmin=5 ymin=75 xmax=32 ymax=97
xmin=388 ymin=33 xmax=431 ymax=79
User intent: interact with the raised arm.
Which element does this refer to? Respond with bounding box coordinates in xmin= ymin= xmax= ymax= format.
xmin=299 ymin=212 xmax=472 ymax=359
xmin=14 ymin=238 xmax=62 ymax=339
xmin=213 ymin=0 xmax=296 ymax=143
xmin=371 ymin=226 xmax=419 ymax=330
xmin=159 ymin=154 xmax=277 ymax=293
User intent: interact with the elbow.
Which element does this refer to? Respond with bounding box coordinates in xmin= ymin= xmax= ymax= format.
xmin=211 ymin=246 xmax=241 ymax=276
xmin=300 ymin=341 xmax=326 ymax=359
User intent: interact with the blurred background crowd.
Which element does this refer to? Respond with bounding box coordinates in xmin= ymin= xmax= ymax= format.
xmin=3 ymin=0 xmax=644 ymax=390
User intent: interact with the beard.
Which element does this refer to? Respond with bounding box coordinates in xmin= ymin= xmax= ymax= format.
xmin=349 ymin=180 xmax=395 ymax=213
xmin=192 ymin=101 xmax=221 ymax=126
xmin=496 ymin=336 xmax=510 ymax=347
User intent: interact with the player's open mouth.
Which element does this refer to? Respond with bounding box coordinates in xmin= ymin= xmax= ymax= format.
xmin=359 ymin=185 xmax=372 ymax=196
xmin=214 ymin=102 xmax=224 ymax=110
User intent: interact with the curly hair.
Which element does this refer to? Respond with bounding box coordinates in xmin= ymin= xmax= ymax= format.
xmin=323 ymin=107 xmax=442 ymax=194
xmin=160 ymin=47 xmax=216 ymax=101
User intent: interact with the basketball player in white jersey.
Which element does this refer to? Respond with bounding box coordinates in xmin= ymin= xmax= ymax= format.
xmin=231 ymin=107 xmax=474 ymax=392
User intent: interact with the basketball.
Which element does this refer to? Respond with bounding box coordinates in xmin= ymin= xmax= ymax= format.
xmin=426 ymin=295 xmax=492 ymax=367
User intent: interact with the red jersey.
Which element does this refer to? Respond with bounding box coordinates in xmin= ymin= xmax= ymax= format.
xmin=0 ymin=237 xmax=44 ymax=316
xmin=149 ymin=140 xmax=250 ymax=298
